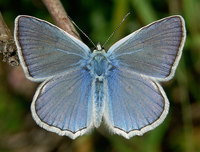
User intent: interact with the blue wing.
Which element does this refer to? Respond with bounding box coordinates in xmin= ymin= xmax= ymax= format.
xmin=31 ymin=69 xmax=93 ymax=139
xmin=107 ymin=15 xmax=186 ymax=81
xmin=104 ymin=69 xmax=169 ymax=139
xmin=14 ymin=15 xmax=91 ymax=81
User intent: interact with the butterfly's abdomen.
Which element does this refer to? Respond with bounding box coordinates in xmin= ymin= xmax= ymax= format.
xmin=93 ymin=79 xmax=104 ymax=127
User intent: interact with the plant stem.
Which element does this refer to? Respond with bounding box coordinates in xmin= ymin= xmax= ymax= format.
xmin=41 ymin=0 xmax=80 ymax=40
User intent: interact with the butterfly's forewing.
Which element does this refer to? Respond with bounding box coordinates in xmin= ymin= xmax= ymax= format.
xmin=14 ymin=15 xmax=91 ymax=81
xmin=107 ymin=16 xmax=186 ymax=81
xmin=104 ymin=69 xmax=169 ymax=139
xmin=31 ymin=69 xmax=93 ymax=139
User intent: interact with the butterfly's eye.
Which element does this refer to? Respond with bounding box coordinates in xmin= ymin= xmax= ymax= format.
xmin=94 ymin=47 xmax=97 ymax=50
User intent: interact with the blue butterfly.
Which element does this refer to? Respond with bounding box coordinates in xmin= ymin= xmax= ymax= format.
xmin=14 ymin=15 xmax=186 ymax=139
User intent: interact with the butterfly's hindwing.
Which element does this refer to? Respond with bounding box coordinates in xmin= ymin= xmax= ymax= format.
xmin=104 ymin=69 xmax=169 ymax=138
xmin=31 ymin=69 xmax=93 ymax=139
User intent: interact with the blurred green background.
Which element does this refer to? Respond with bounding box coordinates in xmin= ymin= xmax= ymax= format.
xmin=0 ymin=0 xmax=200 ymax=152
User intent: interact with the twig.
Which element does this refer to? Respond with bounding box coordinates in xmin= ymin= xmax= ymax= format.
xmin=0 ymin=11 xmax=19 ymax=66
xmin=41 ymin=0 xmax=81 ymax=40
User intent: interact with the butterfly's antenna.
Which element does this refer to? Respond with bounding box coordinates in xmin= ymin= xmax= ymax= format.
xmin=102 ymin=12 xmax=130 ymax=48
xmin=67 ymin=15 xmax=96 ymax=48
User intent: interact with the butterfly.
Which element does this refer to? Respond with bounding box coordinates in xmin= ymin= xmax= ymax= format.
xmin=14 ymin=15 xmax=186 ymax=139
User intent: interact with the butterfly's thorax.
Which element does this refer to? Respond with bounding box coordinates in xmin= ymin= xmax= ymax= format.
xmin=87 ymin=49 xmax=113 ymax=80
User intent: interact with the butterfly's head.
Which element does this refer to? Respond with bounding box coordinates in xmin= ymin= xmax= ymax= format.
xmin=96 ymin=42 xmax=102 ymax=51
xmin=93 ymin=42 xmax=105 ymax=54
